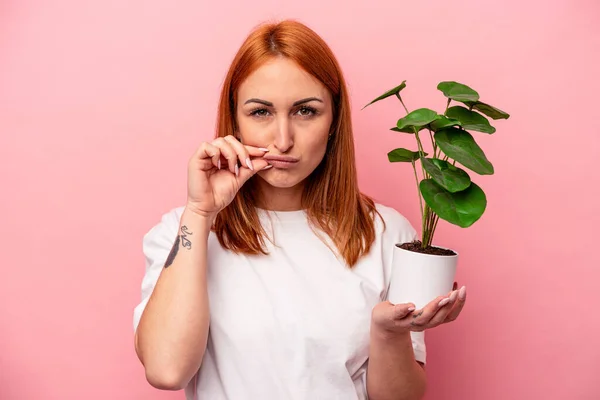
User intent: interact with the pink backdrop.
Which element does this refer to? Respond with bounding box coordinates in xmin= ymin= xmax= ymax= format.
xmin=1 ymin=1 xmax=599 ymax=399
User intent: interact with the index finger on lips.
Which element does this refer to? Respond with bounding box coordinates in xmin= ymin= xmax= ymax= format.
xmin=224 ymin=137 xmax=270 ymax=169
xmin=245 ymin=145 xmax=270 ymax=157
xmin=245 ymin=146 xmax=270 ymax=171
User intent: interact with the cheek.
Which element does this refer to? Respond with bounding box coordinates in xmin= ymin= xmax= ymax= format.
xmin=236 ymin=116 xmax=264 ymax=144
xmin=298 ymin=118 xmax=330 ymax=145
xmin=296 ymin=121 xmax=330 ymax=163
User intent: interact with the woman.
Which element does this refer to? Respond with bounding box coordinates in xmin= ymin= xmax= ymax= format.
xmin=133 ymin=19 xmax=466 ymax=400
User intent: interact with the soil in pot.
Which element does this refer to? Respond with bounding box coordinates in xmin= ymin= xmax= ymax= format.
xmin=398 ymin=240 xmax=457 ymax=256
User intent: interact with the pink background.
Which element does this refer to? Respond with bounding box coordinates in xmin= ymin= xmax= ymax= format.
xmin=1 ymin=0 xmax=598 ymax=399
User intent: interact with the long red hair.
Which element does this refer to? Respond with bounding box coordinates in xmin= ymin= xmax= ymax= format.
xmin=213 ymin=19 xmax=381 ymax=267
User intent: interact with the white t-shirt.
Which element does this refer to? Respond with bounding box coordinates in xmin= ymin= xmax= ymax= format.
xmin=133 ymin=202 xmax=426 ymax=400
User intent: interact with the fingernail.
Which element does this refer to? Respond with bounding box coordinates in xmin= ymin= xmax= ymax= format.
xmin=438 ymin=298 xmax=451 ymax=307
xmin=407 ymin=307 xmax=416 ymax=312
xmin=246 ymin=158 xmax=254 ymax=171
xmin=235 ymin=164 xmax=239 ymax=176
xmin=458 ymin=286 xmax=467 ymax=300
xmin=258 ymin=147 xmax=269 ymax=152
xmin=262 ymin=164 xmax=273 ymax=170
xmin=217 ymin=159 xmax=221 ymax=170
xmin=449 ymin=290 xmax=458 ymax=303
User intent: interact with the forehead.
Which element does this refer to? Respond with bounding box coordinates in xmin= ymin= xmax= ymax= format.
xmin=237 ymin=57 xmax=330 ymax=103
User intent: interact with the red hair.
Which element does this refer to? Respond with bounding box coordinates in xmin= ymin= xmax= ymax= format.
xmin=213 ymin=20 xmax=380 ymax=267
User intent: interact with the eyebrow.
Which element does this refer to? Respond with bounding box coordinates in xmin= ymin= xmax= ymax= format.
xmin=243 ymin=97 xmax=324 ymax=107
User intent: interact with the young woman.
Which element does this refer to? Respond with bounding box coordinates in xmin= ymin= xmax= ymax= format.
xmin=133 ymin=19 xmax=466 ymax=400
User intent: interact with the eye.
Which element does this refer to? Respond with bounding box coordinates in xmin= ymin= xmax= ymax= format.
xmin=249 ymin=108 xmax=270 ymax=118
xmin=295 ymin=106 xmax=318 ymax=117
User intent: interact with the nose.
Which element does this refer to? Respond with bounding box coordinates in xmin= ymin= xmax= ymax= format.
xmin=273 ymin=116 xmax=294 ymax=153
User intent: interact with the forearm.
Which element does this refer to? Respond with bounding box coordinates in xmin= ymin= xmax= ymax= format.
xmin=135 ymin=207 xmax=212 ymax=390
xmin=366 ymin=326 xmax=427 ymax=400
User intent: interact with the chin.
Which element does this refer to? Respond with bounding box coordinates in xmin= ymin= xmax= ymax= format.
xmin=257 ymin=170 xmax=306 ymax=189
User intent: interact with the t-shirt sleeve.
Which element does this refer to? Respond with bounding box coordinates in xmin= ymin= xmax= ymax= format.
xmin=376 ymin=203 xmax=427 ymax=364
xmin=132 ymin=207 xmax=182 ymax=333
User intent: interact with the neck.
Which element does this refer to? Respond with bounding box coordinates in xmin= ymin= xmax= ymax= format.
xmin=254 ymin=179 xmax=305 ymax=211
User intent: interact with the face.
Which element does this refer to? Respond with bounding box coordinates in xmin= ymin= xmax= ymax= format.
xmin=235 ymin=57 xmax=334 ymax=191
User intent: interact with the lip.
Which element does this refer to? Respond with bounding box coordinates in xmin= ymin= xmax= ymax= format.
xmin=263 ymin=155 xmax=300 ymax=162
xmin=262 ymin=154 xmax=299 ymax=169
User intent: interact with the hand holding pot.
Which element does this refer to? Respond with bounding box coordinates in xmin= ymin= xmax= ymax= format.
xmin=372 ymin=283 xmax=467 ymax=334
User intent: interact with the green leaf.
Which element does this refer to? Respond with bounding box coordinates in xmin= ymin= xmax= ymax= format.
xmin=463 ymin=101 xmax=510 ymax=120
xmin=437 ymin=81 xmax=480 ymax=102
xmin=434 ymin=128 xmax=494 ymax=175
xmin=387 ymin=148 xmax=427 ymax=162
xmin=446 ymin=106 xmax=496 ymax=133
xmin=430 ymin=115 xmax=461 ymax=131
xmin=362 ymin=81 xmax=406 ymax=109
xmin=421 ymin=158 xmax=471 ymax=192
xmin=397 ymin=108 xmax=438 ymax=130
xmin=390 ymin=126 xmax=426 ymax=134
xmin=420 ymin=179 xmax=487 ymax=228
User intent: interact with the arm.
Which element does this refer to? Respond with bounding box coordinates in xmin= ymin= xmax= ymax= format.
xmin=366 ymin=285 xmax=466 ymax=400
xmin=135 ymin=206 xmax=213 ymax=390
xmin=366 ymin=326 xmax=427 ymax=400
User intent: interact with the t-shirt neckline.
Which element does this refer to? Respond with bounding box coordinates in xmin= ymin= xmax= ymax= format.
xmin=256 ymin=207 xmax=308 ymax=222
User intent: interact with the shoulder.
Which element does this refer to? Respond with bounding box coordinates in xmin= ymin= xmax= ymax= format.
xmin=373 ymin=202 xmax=416 ymax=232
xmin=372 ymin=201 xmax=418 ymax=244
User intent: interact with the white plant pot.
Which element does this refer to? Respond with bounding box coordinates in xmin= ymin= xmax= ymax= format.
xmin=387 ymin=243 xmax=458 ymax=310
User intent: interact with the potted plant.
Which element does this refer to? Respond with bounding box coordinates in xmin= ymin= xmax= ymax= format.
xmin=363 ymin=81 xmax=509 ymax=309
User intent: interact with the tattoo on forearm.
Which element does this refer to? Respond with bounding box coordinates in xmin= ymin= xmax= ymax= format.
xmin=164 ymin=225 xmax=193 ymax=268
xmin=164 ymin=235 xmax=180 ymax=268
xmin=181 ymin=226 xmax=192 ymax=249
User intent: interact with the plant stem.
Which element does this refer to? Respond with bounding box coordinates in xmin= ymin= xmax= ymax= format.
xmin=431 ymin=214 xmax=440 ymax=243
xmin=428 ymin=129 xmax=436 ymax=158
xmin=411 ymin=160 xmax=424 ymax=226
xmin=395 ymin=93 xmax=427 ymax=174
xmin=422 ymin=205 xmax=430 ymax=247
xmin=424 ymin=209 xmax=438 ymax=248
xmin=394 ymin=92 xmax=446 ymax=248
xmin=416 ymin=99 xmax=451 ymax=249
xmin=426 ymin=213 xmax=439 ymax=248
xmin=425 ymin=202 xmax=438 ymax=247
xmin=414 ymin=132 xmax=427 ymax=173
xmin=396 ymin=93 xmax=409 ymax=114
xmin=395 ymin=93 xmax=429 ymax=235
